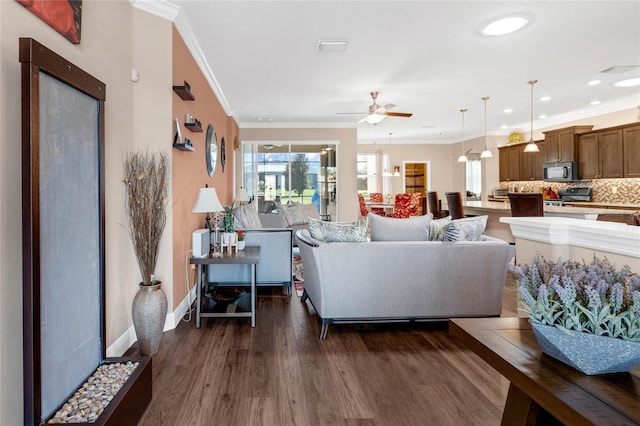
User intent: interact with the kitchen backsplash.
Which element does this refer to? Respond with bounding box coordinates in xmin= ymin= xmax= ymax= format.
xmin=499 ymin=178 xmax=640 ymax=204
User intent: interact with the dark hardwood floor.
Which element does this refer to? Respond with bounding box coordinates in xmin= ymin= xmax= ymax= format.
xmin=133 ymin=276 xmax=524 ymax=425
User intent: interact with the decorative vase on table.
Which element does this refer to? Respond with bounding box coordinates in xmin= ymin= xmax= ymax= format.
xmin=511 ymin=253 xmax=640 ymax=375
xmin=531 ymin=323 xmax=640 ymax=375
xmin=132 ymin=281 xmax=168 ymax=356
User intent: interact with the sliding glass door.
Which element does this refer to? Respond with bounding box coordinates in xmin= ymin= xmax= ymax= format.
xmin=242 ymin=142 xmax=338 ymax=220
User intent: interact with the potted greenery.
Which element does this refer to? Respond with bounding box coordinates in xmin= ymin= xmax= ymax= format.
xmin=511 ymin=254 xmax=640 ymax=374
xmin=123 ymin=151 xmax=169 ymax=356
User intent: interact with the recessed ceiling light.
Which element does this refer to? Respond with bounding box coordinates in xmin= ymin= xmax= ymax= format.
xmin=540 ymin=96 xmax=551 ymax=102
xmin=316 ymin=40 xmax=349 ymax=51
xmin=587 ymin=79 xmax=602 ymax=86
xmin=538 ymin=114 xmax=547 ymax=119
xmin=503 ymin=108 xmax=513 ymax=113
xmin=590 ymin=100 xmax=601 ymax=105
xmin=614 ymin=77 xmax=640 ymax=87
xmin=501 ymin=124 xmax=508 ymax=129
xmin=481 ymin=16 xmax=529 ymax=36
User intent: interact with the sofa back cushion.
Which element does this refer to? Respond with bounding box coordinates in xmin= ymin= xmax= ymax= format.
xmin=308 ymin=218 xmax=368 ymax=242
xmin=369 ymin=213 xmax=433 ymax=241
xmin=233 ymin=205 xmax=263 ymax=229
xmin=441 ymin=215 xmax=488 ymax=241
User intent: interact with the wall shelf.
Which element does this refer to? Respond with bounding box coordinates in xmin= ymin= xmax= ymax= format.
xmin=173 ymin=142 xmax=195 ymax=152
xmin=185 ymin=121 xmax=202 ymax=132
xmin=173 ymin=81 xmax=195 ymax=101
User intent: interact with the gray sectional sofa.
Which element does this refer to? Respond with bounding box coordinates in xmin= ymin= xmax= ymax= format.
xmin=296 ymin=228 xmax=515 ymax=338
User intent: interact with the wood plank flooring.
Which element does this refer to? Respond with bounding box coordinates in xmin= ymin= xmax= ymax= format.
xmin=133 ymin=276 xmax=524 ymax=425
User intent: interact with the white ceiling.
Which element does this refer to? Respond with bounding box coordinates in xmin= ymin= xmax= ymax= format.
xmin=137 ymin=1 xmax=640 ymax=144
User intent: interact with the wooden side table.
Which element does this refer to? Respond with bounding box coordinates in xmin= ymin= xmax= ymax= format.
xmin=190 ymin=246 xmax=260 ymax=328
xmin=449 ymin=317 xmax=640 ymax=425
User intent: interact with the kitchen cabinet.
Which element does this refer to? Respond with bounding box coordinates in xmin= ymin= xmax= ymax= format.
xmin=577 ymin=129 xmax=623 ymax=179
xmin=623 ymin=124 xmax=640 ymax=178
xmin=519 ymin=140 xmax=545 ymax=180
xmin=498 ymin=144 xmax=521 ymax=181
xmin=543 ymin=125 xmax=593 ymax=163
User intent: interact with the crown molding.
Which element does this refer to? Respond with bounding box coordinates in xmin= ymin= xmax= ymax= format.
xmin=131 ymin=0 xmax=234 ymax=118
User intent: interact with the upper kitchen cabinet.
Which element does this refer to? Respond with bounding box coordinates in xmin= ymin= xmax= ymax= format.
xmin=543 ymin=125 xmax=594 ymax=163
xmin=623 ymin=124 xmax=640 ymax=178
xmin=519 ymin=140 xmax=545 ymax=180
xmin=578 ymin=129 xmax=623 ymax=179
xmin=498 ymin=144 xmax=521 ymax=181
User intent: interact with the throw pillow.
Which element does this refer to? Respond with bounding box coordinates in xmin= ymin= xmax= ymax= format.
xmin=300 ymin=203 xmax=321 ymax=221
xmin=232 ymin=205 xmax=263 ymax=229
xmin=428 ymin=216 xmax=452 ymax=241
xmin=442 ymin=215 xmax=488 ymax=241
xmin=308 ymin=218 xmax=368 ymax=242
xmin=369 ymin=213 xmax=433 ymax=241
xmin=281 ymin=204 xmax=306 ymax=227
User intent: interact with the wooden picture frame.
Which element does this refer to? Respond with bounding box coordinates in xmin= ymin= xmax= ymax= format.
xmin=20 ymin=37 xmax=150 ymax=426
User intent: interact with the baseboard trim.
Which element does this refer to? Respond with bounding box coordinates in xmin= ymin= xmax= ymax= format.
xmin=106 ymin=285 xmax=197 ymax=357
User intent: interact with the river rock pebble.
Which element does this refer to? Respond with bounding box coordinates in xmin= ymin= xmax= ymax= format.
xmin=46 ymin=361 xmax=139 ymax=424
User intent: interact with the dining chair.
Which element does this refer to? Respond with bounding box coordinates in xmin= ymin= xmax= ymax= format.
xmin=444 ymin=192 xmax=465 ymax=219
xmin=409 ymin=191 xmax=422 ymax=216
xmin=390 ymin=193 xmax=412 ymax=218
xmin=357 ymin=194 xmax=369 ymax=218
xmin=507 ymin=192 xmax=544 ymax=217
xmin=426 ymin=191 xmax=449 ymax=218
xmin=369 ymin=192 xmax=386 ymax=216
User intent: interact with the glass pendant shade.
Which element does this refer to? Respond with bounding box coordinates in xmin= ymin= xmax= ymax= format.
xmin=457 ymin=108 xmax=468 ymax=163
xmin=525 ymin=80 xmax=540 ymax=153
xmin=480 ymin=96 xmax=493 ymax=158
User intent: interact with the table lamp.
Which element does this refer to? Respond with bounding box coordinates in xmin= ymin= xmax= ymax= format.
xmin=192 ymin=185 xmax=225 ymax=257
xmin=235 ymin=186 xmax=250 ymax=206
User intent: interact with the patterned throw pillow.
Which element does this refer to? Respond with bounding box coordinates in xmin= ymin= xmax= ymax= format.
xmin=308 ymin=218 xmax=368 ymax=242
xmin=427 ymin=216 xmax=452 ymax=241
xmin=442 ymin=215 xmax=488 ymax=241
xmin=281 ymin=204 xmax=307 ymax=227
xmin=232 ymin=205 xmax=263 ymax=229
xmin=369 ymin=213 xmax=432 ymax=241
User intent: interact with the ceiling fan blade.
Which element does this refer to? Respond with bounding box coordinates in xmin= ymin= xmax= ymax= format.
xmin=385 ymin=112 xmax=413 ymax=118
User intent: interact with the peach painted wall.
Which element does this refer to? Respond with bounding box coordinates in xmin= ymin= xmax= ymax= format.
xmin=171 ymin=27 xmax=237 ymax=310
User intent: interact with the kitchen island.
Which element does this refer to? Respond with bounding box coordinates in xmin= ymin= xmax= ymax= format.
xmin=461 ymin=200 xmax=638 ymax=243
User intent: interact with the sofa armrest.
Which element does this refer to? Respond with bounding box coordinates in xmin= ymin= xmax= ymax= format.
xmin=208 ymin=229 xmax=293 ymax=290
xmin=259 ymin=212 xmax=287 ymax=228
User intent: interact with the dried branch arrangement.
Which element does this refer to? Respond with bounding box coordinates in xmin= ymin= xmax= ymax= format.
xmin=123 ymin=151 xmax=169 ymax=285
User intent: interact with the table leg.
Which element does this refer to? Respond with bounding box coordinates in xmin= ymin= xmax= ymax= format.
xmin=251 ymin=264 xmax=256 ymax=327
xmin=195 ymin=264 xmax=202 ymax=328
xmin=501 ymin=382 xmax=561 ymax=426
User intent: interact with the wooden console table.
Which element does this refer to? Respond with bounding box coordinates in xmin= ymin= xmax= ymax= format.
xmin=449 ymin=318 xmax=640 ymax=425
xmin=190 ymin=246 xmax=260 ymax=328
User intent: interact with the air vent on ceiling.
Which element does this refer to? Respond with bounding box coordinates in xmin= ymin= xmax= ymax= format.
xmin=600 ymin=65 xmax=638 ymax=74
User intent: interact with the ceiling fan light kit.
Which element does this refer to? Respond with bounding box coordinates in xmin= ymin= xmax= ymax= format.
xmin=343 ymin=91 xmax=413 ymax=125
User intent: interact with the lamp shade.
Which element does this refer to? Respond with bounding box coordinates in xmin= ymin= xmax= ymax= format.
xmin=235 ymin=187 xmax=250 ymax=203
xmin=192 ymin=187 xmax=224 ymax=213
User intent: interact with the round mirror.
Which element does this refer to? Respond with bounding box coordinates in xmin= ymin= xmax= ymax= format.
xmin=205 ymin=124 xmax=217 ymax=177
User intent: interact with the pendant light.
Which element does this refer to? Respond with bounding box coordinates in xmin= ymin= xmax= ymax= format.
xmin=524 ymin=80 xmax=540 ymax=153
xmin=480 ymin=97 xmax=493 ymax=158
xmin=457 ymin=108 xmax=468 ymax=162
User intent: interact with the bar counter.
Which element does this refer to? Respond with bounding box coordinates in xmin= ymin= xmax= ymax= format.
xmin=459 ymin=200 xmax=638 ymax=243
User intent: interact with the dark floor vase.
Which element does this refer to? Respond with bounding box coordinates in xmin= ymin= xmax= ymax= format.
xmin=132 ymin=281 xmax=168 ymax=356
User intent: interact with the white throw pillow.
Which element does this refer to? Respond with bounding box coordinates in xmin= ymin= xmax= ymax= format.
xmin=428 ymin=216 xmax=452 ymax=241
xmin=369 ymin=213 xmax=433 ymax=241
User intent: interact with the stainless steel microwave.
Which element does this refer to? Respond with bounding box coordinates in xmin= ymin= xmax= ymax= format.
xmin=543 ymin=161 xmax=579 ymax=182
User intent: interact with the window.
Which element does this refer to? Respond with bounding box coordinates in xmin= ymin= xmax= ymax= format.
xmin=357 ymin=152 xmax=378 ymax=196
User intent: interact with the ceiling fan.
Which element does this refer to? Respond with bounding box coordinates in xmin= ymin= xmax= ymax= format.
xmin=337 ymin=91 xmax=413 ymax=124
